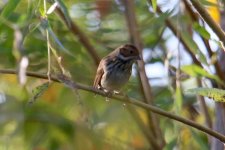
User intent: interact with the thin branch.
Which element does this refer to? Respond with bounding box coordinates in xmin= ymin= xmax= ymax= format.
xmin=54 ymin=6 xmax=100 ymax=66
xmin=1 ymin=69 xmax=225 ymax=143
xmin=43 ymin=0 xmax=51 ymax=81
xmin=182 ymin=0 xmax=213 ymax=130
xmin=189 ymin=0 xmax=225 ymax=44
xmin=155 ymin=2 xmax=225 ymax=84
xmin=147 ymin=0 xmax=203 ymax=68
xmin=183 ymin=0 xmax=225 ymax=83
xmin=164 ymin=15 xmax=203 ymax=68
xmin=183 ymin=0 xmax=213 ymax=56
xmin=123 ymin=0 xmax=165 ymax=147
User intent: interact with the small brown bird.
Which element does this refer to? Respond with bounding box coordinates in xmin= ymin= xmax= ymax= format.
xmin=93 ymin=44 xmax=141 ymax=93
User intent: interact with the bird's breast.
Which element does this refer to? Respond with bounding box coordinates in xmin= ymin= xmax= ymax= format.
xmin=101 ymin=61 xmax=132 ymax=91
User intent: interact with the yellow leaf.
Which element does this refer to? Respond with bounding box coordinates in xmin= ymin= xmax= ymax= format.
xmin=207 ymin=0 xmax=220 ymax=23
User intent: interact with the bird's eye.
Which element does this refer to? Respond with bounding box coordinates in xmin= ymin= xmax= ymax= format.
xmin=130 ymin=50 xmax=133 ymax=54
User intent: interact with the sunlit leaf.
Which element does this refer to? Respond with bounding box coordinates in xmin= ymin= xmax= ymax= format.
xmin=187 ymin=88 xmax=225 ymax=102
xmin=174 ymin=84 xmax=183 ymax=113
xmin=181 ymin=32 xmax=207 ymax=64
xmin=47 ymin=2 xmax=59 ymax=14
xmin=202 ymin=0 xmax=220 ymax=23
xmin=181 ymin=64 xmax=223 ymax=84
xmin=193 ymin=23 xmax=210 ymax=39
xmin=217 ymin=40 xmax=225 ymax=52
xmin=151 ymin=0 xmax=157 ymax=12
xmin=200 ymin=0 xmax=219 ymax=7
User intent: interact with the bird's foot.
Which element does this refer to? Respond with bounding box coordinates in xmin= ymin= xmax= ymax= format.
xmin=113 ymin=90 xmax=121 ymax=95
xmin=102 ymin=89 xmax=112 ymax=102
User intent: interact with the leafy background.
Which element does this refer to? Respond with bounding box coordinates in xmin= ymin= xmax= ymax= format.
xmin=0 ymin=0 xmax=225 ymax=150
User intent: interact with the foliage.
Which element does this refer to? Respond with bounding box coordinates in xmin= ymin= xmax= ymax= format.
xmin=187 ymin=88 xmax=225 ymax=102
xmin=0 ymin=0 xmax=224 ymax=149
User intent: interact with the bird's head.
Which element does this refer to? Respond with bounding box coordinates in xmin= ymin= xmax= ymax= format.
xmin=118 ymin=44 xmax=141 ymax=61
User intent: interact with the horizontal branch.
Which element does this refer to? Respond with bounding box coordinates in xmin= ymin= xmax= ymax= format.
xmin=1 ymin=69 xmax=225 ymax=142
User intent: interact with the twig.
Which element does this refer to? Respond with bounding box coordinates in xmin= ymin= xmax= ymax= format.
xmin=165 ymin=16 xmax=203 ymax=68
xmin=189 ymin=0 xmax=225 ymax=44
xmin=1 ymin=69 xmax=225 ymax=142
xmin=183 ymin=0 xmax=213 ymax=56
xmin=43 ymin=0 xmax=51 ymax=81
xmin=54 ymin=6 xmax=100 ymax=66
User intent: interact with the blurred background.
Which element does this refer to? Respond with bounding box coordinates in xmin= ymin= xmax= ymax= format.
xmin=0 ymin=0 xmax=225 ymax=149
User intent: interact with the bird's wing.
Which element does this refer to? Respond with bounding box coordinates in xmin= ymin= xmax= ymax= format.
xmin=93 ymin=60 xmax=104 ymax=88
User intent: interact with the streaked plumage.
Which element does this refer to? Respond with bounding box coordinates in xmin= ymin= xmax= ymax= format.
xmin=93 ymin=44 xmax=140 ymax=92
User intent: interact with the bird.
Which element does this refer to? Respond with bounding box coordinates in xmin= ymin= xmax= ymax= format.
xmin=93 ymin=44 xmax=141 ymax=94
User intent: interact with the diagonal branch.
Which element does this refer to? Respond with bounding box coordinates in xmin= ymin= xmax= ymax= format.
xmin=189 ymin=0 xmax=225 ymax=44
xmin=162 ymin=11 xmax=203 ymax=68
xmin=184 ymin=0 xmax=225 ymax=83
xmin=182 ymin=0 xmax=213 ymax=130
xmin=147 ymin=0 xmax=203 ymax=68
xmin=54 ymin=6 xmax=100 ymax=66
xmin=122 ymin=0 xmax=165 ymax=148
xmin=1 ymin=69 xmax=225 ymax=143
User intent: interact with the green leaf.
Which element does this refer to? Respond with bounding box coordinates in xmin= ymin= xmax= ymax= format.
xmin=181 ymin=31 xmax=207 ymax=64
xmin=55 ymin=0 xmax=71 ymax=27
xmin=47 ymin=26 xmax=75 ymax=57
xmin=187 ymin=88 xmax=225 ymax=102
xmin=151 ymin=0 xmax=157 ymax=12
xmin=1 ymin=0 xmax=21 ymax=18
xmin=212 ymin=39 xmax=225 ymax=52
xmin=181 ymin=64 xmax=223 ymax=84
xmin=28 ymin=82 xmax=50 ymax=105
xmin=174 ymin=85 xmax=183 ymax=113
xmin=200 ymin=0 xmax=219 ymax=7
xmin=193 ymin=23 xmax=210 ymax=39
xmin=191 ymin=130 xmax=208 ymax=150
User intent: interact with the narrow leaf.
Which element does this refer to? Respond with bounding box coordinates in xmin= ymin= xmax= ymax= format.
xmin=201 ymin=0 xmax=219 ymax=7
xmin=181 ymin=31 xmax=207 ymax=64
xmin=1 ymin=0 xmax=21 ymax=18
xmin=181 ymin=64 xmax=222 ymax=84
xmin=151 ymin=0 xmax=157 ymax=12
xmin=55 ymin=0 xmax=71 ymax=27
xmin=47 ymin=26 xmax=74 ymax=57
xmin=47 ymin=2 xmax=58 ymax=14
xmin=28 ymin=82 xmax=50 ymax=105
xmin=193 ymin=23 xmax=210 ymax=39
xmin=174 ymin=85 xmax=183 ymax=113
xmin=187 ymin=88 xmax=225 ymax=102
